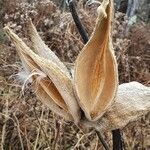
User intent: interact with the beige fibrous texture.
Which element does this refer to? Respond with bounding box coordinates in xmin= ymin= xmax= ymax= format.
xmin=4 ymin=0 xmax=150 ymax=130
xmin=94 ymin=82 xmax=150 ymax=131
xmin=106 ymin=82 xmax=150 ymax=130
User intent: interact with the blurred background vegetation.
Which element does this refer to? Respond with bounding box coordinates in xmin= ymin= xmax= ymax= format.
xmin=0 ymin=0 xmax=150 ymax=35
xmin=115 ymin=0 xmax=150 ymax=23
xmin=54 ymin=0 xmax=150 ymax=23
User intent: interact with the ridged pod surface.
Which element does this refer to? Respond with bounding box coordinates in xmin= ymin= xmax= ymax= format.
xmin=74 ymin=0 xmax=118 ymax=121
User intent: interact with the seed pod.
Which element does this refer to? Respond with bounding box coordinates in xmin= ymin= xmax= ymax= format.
xmin=74 ymin=0 xmax=118 ymax=121
xmin=4 ymin=26 xmax=80 ymax=122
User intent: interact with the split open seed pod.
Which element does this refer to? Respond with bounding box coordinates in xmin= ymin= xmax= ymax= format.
xmin=74 ymin=0 xmax=118 ymax=121
xmin=4 ymin=0 xmax=150 ymax=130
xmin=4 ymin=25 xmax=81 ymax=123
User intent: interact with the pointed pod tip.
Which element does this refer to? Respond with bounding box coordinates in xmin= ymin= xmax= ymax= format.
xmin=3 ymin=26 xmax=9 ymax=30
xmin=3 ymin=26 xmax=15 ymax=40
xmin=3 ymin=26 xmax=17 ymax=38
xmin=96 ymin=0 xmax=110 ymax=18
xmin=3 ymin=26 xmax=11 ymax=33
xmin=27 ymin=18 xmax=33 ymax=26
xmin=26 ymin=18 xmax=34 ymax=31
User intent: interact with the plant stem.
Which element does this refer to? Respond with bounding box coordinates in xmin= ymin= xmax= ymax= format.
xmin=66 ymin=0 xmax=89 ymax=44
xmin=95 ymin=130 xmax=109 ymax=150
xmin=112 ymin=129 xmax=123 ymax=150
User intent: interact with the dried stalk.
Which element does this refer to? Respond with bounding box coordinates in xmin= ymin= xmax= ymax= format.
xmin=66 ymin=0 xmax=89 ymax=44
xmin=1 ymin=99 xmax=9 ymax=150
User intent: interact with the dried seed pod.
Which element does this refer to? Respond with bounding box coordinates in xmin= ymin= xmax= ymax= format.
xmin=4 ymin=27 xmax=80 ymax=123
xmin=96 ymin=82 xmax=150 ymax=130
xmin=4 ymin=0 xmax=150 ymax=131
xmin=74 ymin=0 xmax=118 ymax=121
xmin=27 ymin=19 xmax=70 ymax=76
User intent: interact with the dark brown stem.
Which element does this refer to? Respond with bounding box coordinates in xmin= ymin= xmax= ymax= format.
xmin=112 ymin=129 xmax=123 ymax=150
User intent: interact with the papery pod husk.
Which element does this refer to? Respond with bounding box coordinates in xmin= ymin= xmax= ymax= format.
xmin=27 ymin=19 xmax=70 ymax=77
xmin=36 ymin=84 xmax=72 ymax=120
xmin=24 ymin=54 xmax=69 ymax=111
xmin=99 ymin=82 xmax=150 ymax=130
xmin=74 ymin=0 xmax=118 ymax=121
xmin=26 ymin=19 xmax=76 ymax=114
xmin=4 ymin=27 xmax=80 ymax=122
xmin=26 ymin=19 xmax=71 ymax=111
xmin=82 ymin=82 xmax=150 ymax=130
